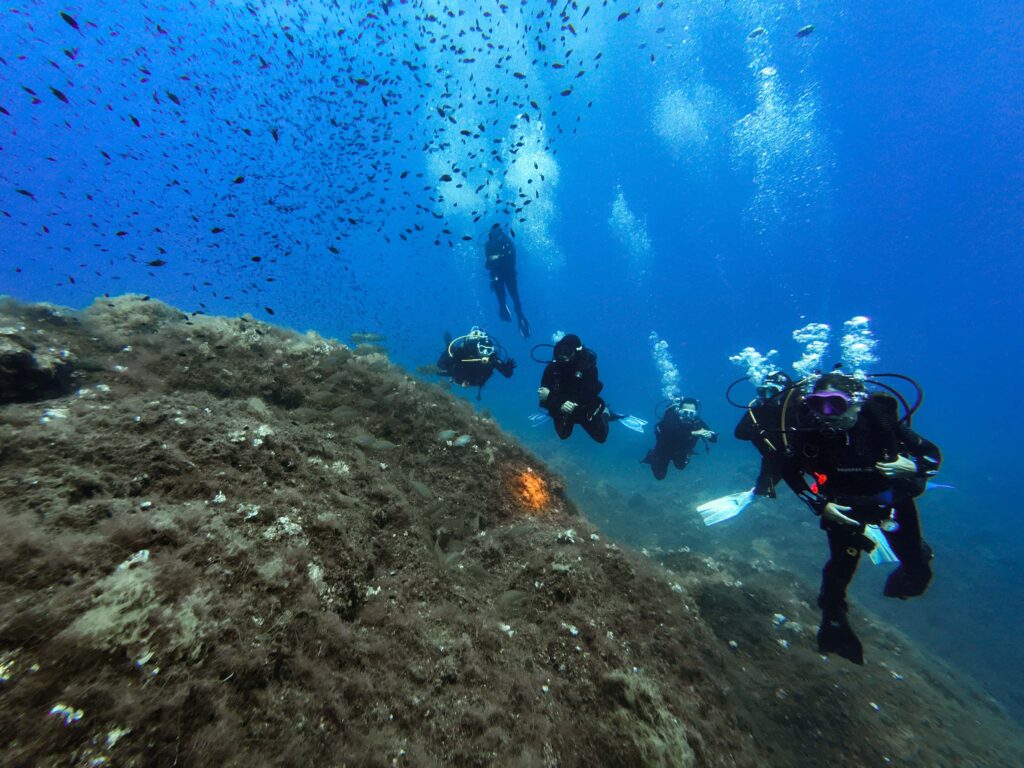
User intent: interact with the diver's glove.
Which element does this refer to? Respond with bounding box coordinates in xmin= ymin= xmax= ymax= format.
xmin=560 ymin=400 xmax=578 ymax=414
xmin=822 ymin=502 xmax=859 ymax=527
xmin=876 ymin=454 xmax=918 ymax=479
xmin=537 ymin=386 xmax=550 ymax=403
xmin=692 ymin=429 xmax=715 ymax=439
xmin=498 ymin=358 xmax=516 ymax=377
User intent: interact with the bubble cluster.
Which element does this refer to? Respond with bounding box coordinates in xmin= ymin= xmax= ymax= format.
xmin=504 ymin=120 xmax=563 ymax=269
xmin=652 ymin=88 xmax=710 ymax=159
xmin=792 ymin=322 xmax=831 ymax=380
xmin=729 ymin=346 xmax=779 ymax=386
xmin=840 ymin=316 xmax=879 ymax=377
xmin=609 ymin=186 xmax=653 ymax=272
xmin=649 ymin=331 xmax=681 ymax=399
xmin=731 ymin=46 xmax=831 ymax=232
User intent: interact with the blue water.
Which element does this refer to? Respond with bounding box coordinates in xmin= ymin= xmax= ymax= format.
xmin=2 ymin=0 xmax=1022 ymax=716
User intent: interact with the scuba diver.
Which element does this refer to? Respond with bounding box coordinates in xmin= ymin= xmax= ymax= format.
xmin=436 ymin=327 xmax=516 ymax=400
xmin=536 ymin=334 xmax=646 ymax=442
xmin=484 ymin=223 xmax=531 ymax=339
xmin=733 ymin=370 xmax=796 ymax=498
xmin=641 ymin=396 xmax=717 ymax=480
xmin=778 ymin=370 xmax=942 ymax=665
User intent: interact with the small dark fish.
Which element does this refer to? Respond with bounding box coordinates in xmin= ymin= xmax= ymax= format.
xmin=439 ymin=174 xmax=452 ymax=182
xmin=264 ymin=306 xmax=275 ymax=316
xmin=271 ymin=127 xmax=279 ymax=142
xmin=50 ymin=86 xmax=68 ymax=103
xmin=60 ymin=11 xmax=79 ymax=31
xmin=617 ymin=12 xmax=629 ymax=21
xmin=353 ymin=77 xmax=370 ymax=86
xmin=251 ymin=256 xmax=261 ymax=262
xmin=165 ymin=90 xmax=180 ymax=105
xmin=15 ymin=188 xmax=35 ymax=200
xmin=130 ymin=114 xmax=140 ymax=127
xmin=210 ymin=227 xmax=224 ymax=233
xmin=147 ymin=259 xmax=167 ymax=267
xmin=0 ymin=106 xmax=8 ymax=116
xmin=796 ymin=24 xmax=815 ymax=37
xmin=115 ymin=230 xmax=128 ymax=237
xmin=748 ymin=27 xmax=766 ymax=39
xmin=400 ymin=170 xmax=409 ymax=178
xmin=560 ymin=87 xmax=573 ymax=96
xmin=328 ymin=245 xmax=340 ymax=254
xmin=233 ymin=176 xmax=244 ymax=183
xmin=513 ymin=72 xmax=526 ymax=79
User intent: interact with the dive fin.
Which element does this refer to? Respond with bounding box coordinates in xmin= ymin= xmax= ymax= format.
xmin=528 ymin=410 xmax=550 ymax=427
xmin=864 ymin=524 xmax=898 ymax=566
xmin=817 ymin=616 xmax=864 ymax=665
xmin=616 ymin=415 xmax=648 ymax=433
xmin=696 ymin=489 xmax=756 ymax=526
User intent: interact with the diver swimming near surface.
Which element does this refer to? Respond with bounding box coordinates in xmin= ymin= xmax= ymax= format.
xmin=436 ymin=326 xmax=515 ymax=400
xmin=641 ymin=396 xmax=717 ymax=480
xmin=484 ymin=223 xmax=531 ymax=339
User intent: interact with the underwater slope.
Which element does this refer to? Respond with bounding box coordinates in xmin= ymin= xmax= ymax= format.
xmin=0 ymin=295 xmax=1020 ymax=768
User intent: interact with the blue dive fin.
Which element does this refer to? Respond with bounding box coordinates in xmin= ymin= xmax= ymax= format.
xmin=528 ymin=410 xmax=550 ymax=427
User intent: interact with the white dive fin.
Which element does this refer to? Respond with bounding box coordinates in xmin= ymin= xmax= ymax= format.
xmin=696 ymin=489 xmax=756 ymax=526
xmin=864 ymin=524 xmax=898 ymax=565
xmin=617 ymin=415 xmax=648 ymax=434
xmin=528 ymin=410 xmax=550 ymax=427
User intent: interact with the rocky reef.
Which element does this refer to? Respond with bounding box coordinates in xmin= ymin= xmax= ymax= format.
xmin=0 ymin=295 xmax=1021 ymax=767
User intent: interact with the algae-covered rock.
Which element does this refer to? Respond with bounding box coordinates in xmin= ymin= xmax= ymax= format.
xmin=0 ymin=331 xmax=76 ymax=404
xmin=0 ymin=296 xmax=1021 ymax=768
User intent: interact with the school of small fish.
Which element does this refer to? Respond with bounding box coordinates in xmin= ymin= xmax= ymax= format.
xmin=0 ymin=1 xmax=817 ymax=325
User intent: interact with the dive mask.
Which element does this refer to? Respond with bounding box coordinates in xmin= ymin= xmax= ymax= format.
xmin=805 ymin=389 xmax=855 ymax=417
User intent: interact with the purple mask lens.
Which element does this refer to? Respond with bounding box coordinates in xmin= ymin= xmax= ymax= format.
xmin=807 ymin=390 xmax=852 ymax=416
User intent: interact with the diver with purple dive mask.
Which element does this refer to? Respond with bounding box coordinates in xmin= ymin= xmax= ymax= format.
xmin=778 ymin=370 xmax=942 ymax=664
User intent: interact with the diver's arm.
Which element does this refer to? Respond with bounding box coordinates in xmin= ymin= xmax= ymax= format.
xmin=540 ymin=365 xmax=563 ymax=412
xmin=734 ymin=412 xmax=758 ymax=441
xmin=695 ymin=419 xmax=717 ymax=442
xmin=895 ymin=424 xmax=942 ymax=476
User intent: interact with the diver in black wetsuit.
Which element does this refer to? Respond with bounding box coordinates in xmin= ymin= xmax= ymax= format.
xmin=779 ymin=371 xmax=942 ymax=665
xmin=437 ymin=327 xmax=515 ymax=399
xmin=538 ymin=334 xmax=620 ymax=443
xmin=484 ymin=224 xmax=531 ymax=339
xmin=642 ymin=397 xmax=717 ymax=480
xmin=734 ymin=370 xmax=795 ymax=498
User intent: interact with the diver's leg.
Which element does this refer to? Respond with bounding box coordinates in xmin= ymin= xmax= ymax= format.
xmin=817 ymin=523 xmax=865 ymax=664
xmin=581 ymin=408 xmax=610 ymax=444
xmin=641 ymin=448 xmax=670 ymax=479
xmin=493 ymin=278 xmax=511 ymax=321
xmin=505 ymin=272 xmax=530 ymax=337
xmin=883 ymin=500 xmax=933 ymax=599
xmin=670 ymin=445 xmax=690 ymax=470
xmin=553 ymin=414 xmax=574 ymax=440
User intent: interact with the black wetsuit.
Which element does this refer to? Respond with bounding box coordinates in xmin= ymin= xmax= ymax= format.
xmin=484 ymin=227 xmax=531 ymax=338
xmin=437 ymin=336 xmax=514 ymax=397
xmin=780 ymin=394 xmax=942 ymax=620
xmin=643 ymin=407 xmax=717 ymax=480
xmin=734 ymin=392 xmax=796 ymax=497
xmin=540 ymin=348 xmax=609 ymax=443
